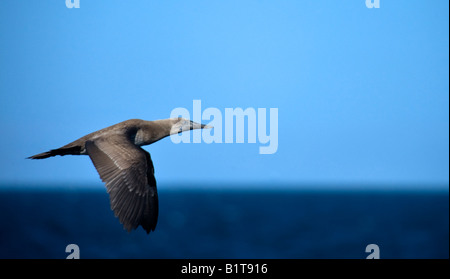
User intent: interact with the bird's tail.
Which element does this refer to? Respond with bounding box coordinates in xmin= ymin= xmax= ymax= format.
xmin=27 ymin=146 xmax=81 ymax=159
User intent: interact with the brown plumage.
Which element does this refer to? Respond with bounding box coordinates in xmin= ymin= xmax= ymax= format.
xmin=28 ymin=118 xmax=211 ymax=234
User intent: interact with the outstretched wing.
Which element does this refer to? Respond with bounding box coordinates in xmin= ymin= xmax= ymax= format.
xmin=85 ymin=136 xmax=158 ymax=233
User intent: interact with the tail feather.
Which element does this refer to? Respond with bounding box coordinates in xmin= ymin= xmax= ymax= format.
xmin=28 ymin=151 xmax=53 ymax=159
xmin=28 ymin=146 xmax=81 ymax=159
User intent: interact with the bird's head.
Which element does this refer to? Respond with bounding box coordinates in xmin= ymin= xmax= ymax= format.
xmin=169 ymin=117 xmax=213 ymax=135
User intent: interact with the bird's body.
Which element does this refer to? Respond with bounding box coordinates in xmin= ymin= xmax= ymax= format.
xmin=28 ymin=118 xmax=211 ymax=234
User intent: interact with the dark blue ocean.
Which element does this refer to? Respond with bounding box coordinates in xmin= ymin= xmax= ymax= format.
xmin=0 ymin=185 xmax=448 ymax=259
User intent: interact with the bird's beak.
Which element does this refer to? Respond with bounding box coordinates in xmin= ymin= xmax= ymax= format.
xmin=190 ymin=121 xmax=213 ymax=130
xmin=201 ymin=124 xmax=213 ymax=129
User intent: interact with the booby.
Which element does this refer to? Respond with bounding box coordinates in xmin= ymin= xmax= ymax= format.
xmin=28 ymin=118 xmax=212 ymax=234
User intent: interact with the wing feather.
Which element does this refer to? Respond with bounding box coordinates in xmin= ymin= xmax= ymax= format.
xmin=85 ymin=136 xmax=158 ymax=233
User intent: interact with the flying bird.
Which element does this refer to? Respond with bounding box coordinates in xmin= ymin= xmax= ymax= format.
xmin=28 ymin=118 xmax=212 ymax=234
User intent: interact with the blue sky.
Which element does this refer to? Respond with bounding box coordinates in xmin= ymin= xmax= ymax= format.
xmin=0 ymin=1 xmax=448 ymax=189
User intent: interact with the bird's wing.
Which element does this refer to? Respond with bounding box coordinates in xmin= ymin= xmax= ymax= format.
xmin=85 ymin=135 xmax=158 ymax=233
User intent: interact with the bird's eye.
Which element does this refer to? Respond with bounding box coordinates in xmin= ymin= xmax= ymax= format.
xmin=178 ymin=126 xmax=183 ymax=133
